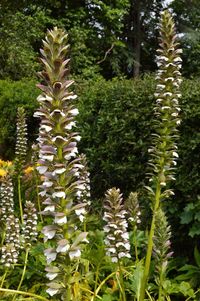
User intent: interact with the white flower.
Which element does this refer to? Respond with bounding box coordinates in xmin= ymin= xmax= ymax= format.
xmin=172 ymin=151 xmax=179 ymax=158
xmin=46 ymin=272 xmax=58 ymax=280
xmin=42 ymin=226 xmax=57 ymax=241
xmin=40 ymin=125 xmax=52 ymax=132
xmin=75 ymin=208 xmax=86 ymax=216
xmin=111 ymin=257 xmax=118 ymax=263
xmin=44 ymin=248 xmax=57 ymax=264
xmin=69 ymin=108 xmax=79 ymax=116
xmin=52 ymin=191 xmax=66 ymax=199
xmin=46 ymin=288 xmax=59 ymax=296
xmin=108 ymin=247 xmax=116 ymax=254
xmin=66 ymin=94 xmax=78 ymax=100
xmin=65 ymin=121 xmax=76 ymax=130
xmin=36 ymin=165 xmax=48 ymax=174
xmin=56 ymin=239 xmax=70 ymax=253
xmin=55 ymin=215 xmax=67 ymax=225
xmin=69 ymin=249 xmax=81 ymax=259
xmin=44 ymin=205 xmax=55 ymax=212
xmin=41 ymin=155 xmax=54 ymax=162
xmin=53 ymin=168 xmax=66 ymax=175
xmin=43 ymin=181 xmax=53 ymax=188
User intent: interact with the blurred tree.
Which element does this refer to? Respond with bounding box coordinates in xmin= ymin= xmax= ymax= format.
xmin=171 ymin=0 xmax=200 ymax=77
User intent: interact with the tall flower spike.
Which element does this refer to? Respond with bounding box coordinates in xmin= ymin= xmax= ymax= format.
xmin=103 ymin=188 xmax=131 ymax=263
xmin=140 ymin=11 xmax=182 ymax=301
xmin=126 ymin=192 xmax=141 ymax=226
xmin=0 ymin=174 xmax=14 ymax=223
xmin=34 ymin=27 xmax=88 ymax=299
xmin=1 ymin=214 xmax=20 ymax=267
xmin=22 ymin=201 xmax=38 ymax=246
xmin=147 ymin=9 xmax=182 ymax=195
xmin=153 ymin=208 xmax=172 ymax=280
xmin=15 ymin=107 xmax=28 ymax=171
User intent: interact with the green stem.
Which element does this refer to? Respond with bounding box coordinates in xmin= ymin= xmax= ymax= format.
xmin=18 ymin=175 xmax=23 ymax=224
xmin=0 ymin=288 xmax=49 ymax=301
xmin=118 ymin=261 xmax=126 ymax=301
xmin=34 ymin=170 xmax=43 ymax=222
xmin=1 ymin=229 xmax=5 ymax=247
xmin=91 ymin=271 xmax=116 ymax=301
xmin=0 ymin=269 xmax=8 ymax=288
xmin=139 ymin=182 xmax=161 ymax=301
xmin=12 ymin=248 xmax=29 ymax=301
xmin=158 ymin=272 xmax=164 ymax=301
xmin=133 ymin=225 xmax=138 ymax=262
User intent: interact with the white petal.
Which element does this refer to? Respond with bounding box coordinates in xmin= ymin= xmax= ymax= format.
xmin=46 ymin=288 xmax=59 ymax=296
xmin=52 ymin=191 xmax=66 ymax=198
xmin=46 ymin=272 xmax=58 ymax=280
xmin=69 ymin=249 xmax=81 ymax=259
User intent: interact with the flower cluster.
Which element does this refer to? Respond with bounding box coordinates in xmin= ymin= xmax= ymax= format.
xmin=22 ymin=201 xmax=38 ymax=246
xmin=126 ymin=192 xmax=141 ymax=226
xmin=15 ymin=107 xmax=28 ymax=171
xmin=34 ymin=27 xmax=89 ymax=298
xmin=153 ymin=208 xmax=173 ymax=280
xmin=147 ymin=10 xmax=182 ymax=198
xmin=1 ymin=214 xmax=20 ymax=267
xmin=103 ymin=188 xmax=131 ymax=263
xmin=0 ymin=174 xmax=14 ymax=223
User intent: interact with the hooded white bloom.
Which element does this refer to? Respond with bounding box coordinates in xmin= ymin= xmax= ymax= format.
xmin=55 ymin=215 xmax=67 ymax=225
xmin=46 ymin=288 xmax=59 ymax=296
xmin=46 ymin=272 xmax=58 ymax=281
xmin=52 ymin=191 xmax=66 ymax=199
xmin=69 ymin=249 xmax=81 ymax=259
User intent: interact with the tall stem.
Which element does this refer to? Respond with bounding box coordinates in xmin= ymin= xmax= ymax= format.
xmin=17 ymin=175 xmax=23 ymax=224
xmin=139 ymin=182 xmax=161 ymax=301
xmin=118 ymin=261 xmax=126 ymax=301
xmin=12 ymin=248 xmax=29 ymax=301
xmin=133 ymin=225 xmax=138 ymax=262
xmin=34 ymin=170 xmax=43 ymax=222
xmin=158 ymin=271 xmax=164 ymax=301
xmin=0 ymin=269 xmax=8 ymax=288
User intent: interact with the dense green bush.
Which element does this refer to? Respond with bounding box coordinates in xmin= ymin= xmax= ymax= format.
xmin=0 ymin=76 xmax=200 ymax=253
xmin=0 ymin=79 xmax=38 ymax=158
xmin=77 ymin=75 xmax=200 ymax=254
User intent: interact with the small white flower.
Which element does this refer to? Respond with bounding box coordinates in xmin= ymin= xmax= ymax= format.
xmin=56 ymin=240 xmax=70 ymax=253
xmin=69 ymin=249 xmax=81 ymax=259
xmin=108 ymin=247 xmax=116 ymax=253
xmin=52 ymin=191 xmax=66 ymax=199
xmin=55 ymin=215 xmax=67 ymax=225
xmin=36 ymin=165 xmax=48 ymax=174
xmin=41 ymin=125 xmax=52 ymax=132
xmin=111 ymin=257 xmax=118 ymax=263
xmin=44 ymin=249 xmax=57 ymax=264
xmin=41 ymin=155 xmax=54 ymax=162
xmin=173 ymin=151 xmax=179 ymax=158
xmin=46 ymin=288 xmax=59 ymax=296
xmin=44 ymin=205 xmax=55 ymax=212
xmin=65 ymin=121 xmax=76 ymax=130
xmin=46 ymin=272 xmax=58 ymax=280
xmin=69 ymin=108 xmax=79 ymax=116
xmin=53 ymin=168 xmax=66 ymax=175
xmin=66 ymin=94 xmax=78 ymax=100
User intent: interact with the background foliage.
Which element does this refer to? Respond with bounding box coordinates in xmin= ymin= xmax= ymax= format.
xmin=0 ymin=75 xmax=199 ymax=257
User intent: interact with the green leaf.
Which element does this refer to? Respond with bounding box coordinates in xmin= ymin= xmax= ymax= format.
xmin=194 ymin=246 xmax=200 ymax=267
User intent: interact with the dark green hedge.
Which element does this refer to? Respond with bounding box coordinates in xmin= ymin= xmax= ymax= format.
xmin=0 ymin=76 xmax=200 ymax=251
xmin=76 ymin=75 xmax=200 ymax=254
xmin=0 ymin=79 xmax=38 ymax=158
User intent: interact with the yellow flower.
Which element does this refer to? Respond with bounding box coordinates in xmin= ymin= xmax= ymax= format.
xmin=24 ymin=166 xmax=34 ymax=175
xmin=6 ymin=161 xmax=12 ymax=167
xmin=0 ymin=168 xmax=7 ymax=177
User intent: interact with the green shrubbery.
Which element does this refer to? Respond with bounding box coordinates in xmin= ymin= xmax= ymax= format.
xmin=0 ymin=75 xmax=199 ymax=251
